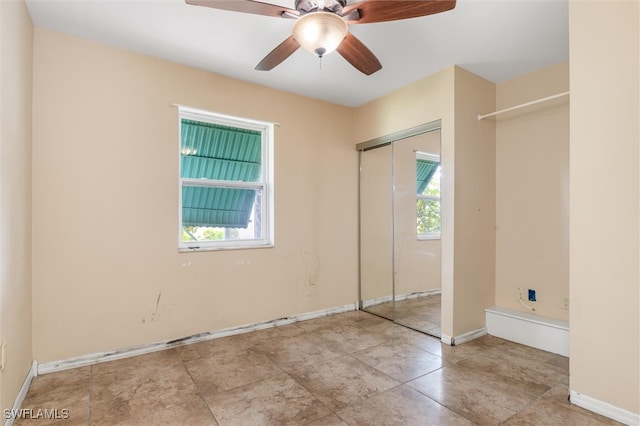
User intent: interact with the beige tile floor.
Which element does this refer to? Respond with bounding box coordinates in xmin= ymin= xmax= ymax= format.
xmin=16 ymin=310 xmax=620 ymax=426
xmin=365 ymin=294 xmax=442 ymax=337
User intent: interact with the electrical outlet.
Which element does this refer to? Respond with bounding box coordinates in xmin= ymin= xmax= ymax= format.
xmin=528 ymin=289 xmax=537 ymax=302
xmin=562 ymin=297 xmax=570 ymax=310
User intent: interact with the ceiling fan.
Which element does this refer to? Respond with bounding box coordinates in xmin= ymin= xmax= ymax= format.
xmin=185 ymin=0 xmax=456 ymax=75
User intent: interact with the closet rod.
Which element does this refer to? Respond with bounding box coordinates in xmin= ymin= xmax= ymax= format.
xmin=477 ymin=91 xmax=570 ymax=121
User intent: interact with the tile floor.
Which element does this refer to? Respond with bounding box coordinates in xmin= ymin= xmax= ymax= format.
xmin=365 ymin=294 xmax=442 ymax=337
xmin=16 ymin=311 xmax=620 ymax=425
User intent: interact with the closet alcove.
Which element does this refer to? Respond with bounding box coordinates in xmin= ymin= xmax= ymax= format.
xmin=358 ymin=121 xmax=442 ymax=337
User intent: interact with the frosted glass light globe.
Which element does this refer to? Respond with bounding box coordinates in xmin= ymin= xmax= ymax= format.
xmin=292 ymin=12 xmax=348 ymax=58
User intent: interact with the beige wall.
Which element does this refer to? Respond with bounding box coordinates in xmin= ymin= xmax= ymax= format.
xmin=31 ymin=28 xmax=358 ymax=362
xmin=451 ymin=67 xmax=496 ymax=336
xmin=569 ymin=0 xmax=639 ymax=416
xmin=495 ymin=62 xmax=569 ymax=321
xmin=0 ymin=0 xmax=33 ymax=412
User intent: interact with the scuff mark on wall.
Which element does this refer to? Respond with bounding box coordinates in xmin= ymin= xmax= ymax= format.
xmin=142 ymin=291 xmax=162 ymax=324
xmin=299 ymin=246 xmax=320 ymax=288
xmin=151 ymin=291 xmax=161 ymax=321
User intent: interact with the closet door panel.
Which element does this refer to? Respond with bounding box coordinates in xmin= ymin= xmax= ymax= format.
xmin=360 ymin=145 xmax=394 ymax=320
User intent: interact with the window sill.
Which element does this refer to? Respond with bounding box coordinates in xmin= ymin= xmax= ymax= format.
xmin=179 ymin=243 xmax=275 ymax=253
xmin=418 ymin=234 xmax=441 ymax=241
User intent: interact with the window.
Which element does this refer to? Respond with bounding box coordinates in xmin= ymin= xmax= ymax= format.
xmin=416 ymin=152 xmax=441 ymax=240
xmin=178 ymin=106 xmax=274 ymax=250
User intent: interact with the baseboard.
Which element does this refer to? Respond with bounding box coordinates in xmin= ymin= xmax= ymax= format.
xmin=570 ymin=390 xmax=640 ymax=426
xmin=361 ymin=295 xmax=393 ymax=309
xmin=440 ymin=333 xmax=453 ymax=345
xmin=485 ymin=306 xmax=569 ymax=356
xmin=38 ymin=303 xmax=357 ymax=375
xmin=362 ymin=289 xmax=441 ymax=308
xmin=440 ymin=327 xmax=487 ymax=346
xmin=4 ymin=361 xmax=38 ymax=426
xmin=396 ymin=289 xmax=441 ymax=302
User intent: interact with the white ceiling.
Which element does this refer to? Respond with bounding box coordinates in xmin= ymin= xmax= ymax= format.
xmin=25 ymin=0 xmax=568 ymax=107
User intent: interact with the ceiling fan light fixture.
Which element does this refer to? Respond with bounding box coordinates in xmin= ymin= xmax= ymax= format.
xmin=292 ymin=11 xmax=347 ymax=58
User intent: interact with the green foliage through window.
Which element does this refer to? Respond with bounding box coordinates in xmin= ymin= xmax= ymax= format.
xmin=416 ymin=161 xmax=441 ymax=238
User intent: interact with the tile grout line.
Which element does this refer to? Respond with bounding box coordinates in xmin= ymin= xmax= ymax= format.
xmin=178 ymin=352 xmax=223 ymax=425
xmin=289 ymin=316 xmax=444 ymax=422
xmin=252 ymin=328 xmax=358 ymax=424
xmin=252 ymin=337 xmax=343 ymax=423
xmin=87 ymin=365 xmax=93 ymax=426
xmin=405 ymin=381 xmax=479 ymax=425
xmin=179 ymin=341 xmax=314 ymax=424
xmin=277 ymin=365 xmax=343 ymax=424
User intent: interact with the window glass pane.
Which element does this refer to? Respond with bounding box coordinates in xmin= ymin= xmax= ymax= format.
xmin=182 ymin=185 xmax=258 ymax=228
xmin=416 ymin=160 xmax=439 ymax=194
xmin=180 ymin=119 xmax=262 ymax=182
xmin=417 ymin=199 xmax=441 ymax=236
xmin=420 ymin=166 xmax=440 ymax=196
xmin=182 ymin=186 xmax=263 ymax=243
xmin=416 ymin=163 xmax=441 ymax=237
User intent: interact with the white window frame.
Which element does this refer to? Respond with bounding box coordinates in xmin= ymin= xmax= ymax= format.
xmin=177 ymin=106 xmax=274 ymax=251
xmin=416 ymin=152 xmax=441 ymax=241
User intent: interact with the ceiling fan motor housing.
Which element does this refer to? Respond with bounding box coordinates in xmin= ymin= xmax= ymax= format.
xmin=295 ymin=0 xmax=346 ymax=15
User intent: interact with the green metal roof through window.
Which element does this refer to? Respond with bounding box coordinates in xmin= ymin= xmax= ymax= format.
xmin=417 ymin=159 xmax=439 ymax=194
xmin=181 ymin=120 xmax=262 ymax=228
xmin=181 ymin=120 xmax=262 ymax=181
xmin=182 ymin=186 xmax=257 ymax=228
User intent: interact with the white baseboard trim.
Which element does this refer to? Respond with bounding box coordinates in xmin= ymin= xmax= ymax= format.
xmin=4 ymin=361 xmax=38 ymax=426
xmin=361 ymin=295 xmax=393 ymax=309
xmin=440 ymin=327 xmax=487 ymax=346
xmin=362 ymin=289 xmax=441 ymax=308
xmin=396 ymin=289 xmax=441 ymax=302
xmin=570 ymin=390 xmax=640 ymax=426
xmin=485 ymin=306 xmax=569 ymax=356
xmin=38 ymin=303 xmax=357 ymax=375
xmin=440 ymin=333 xmax=453 ymax=345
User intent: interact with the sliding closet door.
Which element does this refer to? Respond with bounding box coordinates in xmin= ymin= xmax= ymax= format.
xmin=358 ymin=120 xmax=442 ymax=336
xmin=359 ymin=144 xmax=394 ymax=320
xmin=392 ymin=131 xmax=442 ymax=336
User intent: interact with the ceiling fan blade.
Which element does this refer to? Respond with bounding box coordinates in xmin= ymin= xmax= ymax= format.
xmin=343 ymin=0 xmax=455 ymax=24
xmin=255 ymin=36 xmax=301 ymax=71
xmin=185 ymin=0 xmax=299 ymax=18
xmin=336 ymin=33 xmax=382 ymax=75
